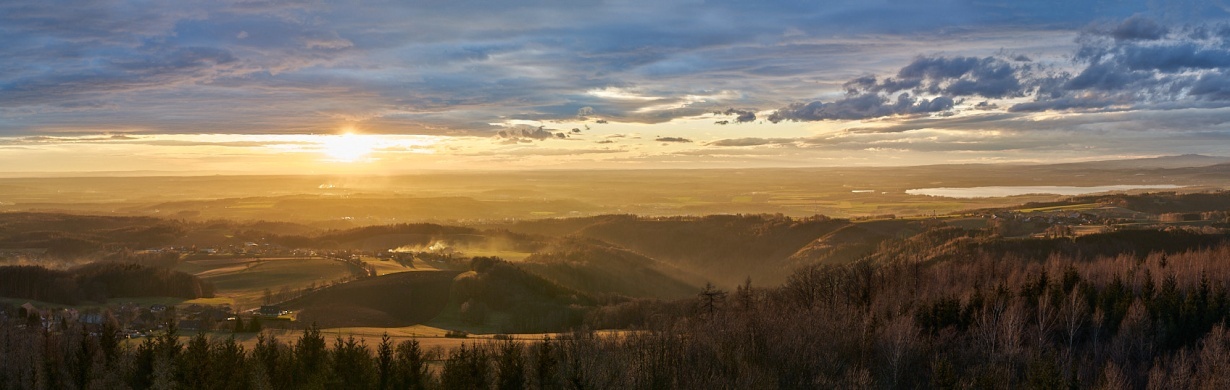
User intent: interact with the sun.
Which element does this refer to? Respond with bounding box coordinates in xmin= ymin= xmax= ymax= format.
xmin=320 ymin=133 xmax=377 ymax=162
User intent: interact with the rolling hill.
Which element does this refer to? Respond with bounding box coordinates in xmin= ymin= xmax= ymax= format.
xmin=281 ymin=270 xmax=460 ymax=328
xmin=519 ymin=237 xmax=702 ymax=299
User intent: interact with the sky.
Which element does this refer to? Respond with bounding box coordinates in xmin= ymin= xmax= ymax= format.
xmin=3 ymin=0 xmax=1230 ymax=174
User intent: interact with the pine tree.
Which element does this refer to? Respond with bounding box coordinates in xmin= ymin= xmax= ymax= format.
xmin=394 ymin=339 xmax=429 ymax=390
xmin=180 ymin=332 xmax=212 ymax=390
xmin=329 ymin=335 xmax=374 ymax=389
xmin=376 ymin=334 xmax=394 ymax=390
xmin=211 ymin=335 xmax=247 ymax=390
xmin=532 ymin=337 xmax=557 ymax=389
xmin=495 ymin=340 xmax=526 ymax=390
xmin=293 ymin=324 xmax=328 ymax=387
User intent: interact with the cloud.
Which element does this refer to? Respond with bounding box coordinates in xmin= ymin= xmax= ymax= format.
xmin=762 ymin=17 xmax=1230 ymax=122
xmin=831 ymin=56 xmax=1026 ymax=100
xmin=1017 ymin=18 xmax=1230 ymax=111
xmin=3 ymin=0 xmax=1227 ymax=149
xmin=2 ymin=0 xmax=1179 ymax=137
xmin=715 ymin=108 xmax=757 ymax=123
xmin=706 ymin=137 xmax=796 ymax=147
xmin=765 ymin=54 xmax=1025 ymax=122
xmin=1110 ymin=15 xmax=1168 ymax=41
xmin=494 ymin=125 xmax=567 ymax=142
xmin=1189 ymin=70 xmax=1230 ymax=100
xmin=655 ymin=137 xmax=693 ymax=143
xmin=768 ymin=93 xmax=954 ymax=122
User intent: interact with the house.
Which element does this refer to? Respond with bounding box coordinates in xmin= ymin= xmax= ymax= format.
xmin=259 ymin=305 xmax=284 ymax=316
xmin=19 ymin=302 xmax=39 ymax=318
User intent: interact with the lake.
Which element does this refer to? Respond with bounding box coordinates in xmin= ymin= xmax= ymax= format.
xmin=905 ymin=185 xmax=1182 ymax=198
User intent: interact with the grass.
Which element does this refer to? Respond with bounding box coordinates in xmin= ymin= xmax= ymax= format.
xmin=423 ymin=303 xmax=513 ymax=335
xmin=361 ymin=256 xmax=415 ymax=276
xmin=182 ymin=297 xmax=236 ymax=306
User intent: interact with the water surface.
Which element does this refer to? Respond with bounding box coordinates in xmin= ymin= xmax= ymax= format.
xmin=905 ymin=185 xmax=1181 ymax=198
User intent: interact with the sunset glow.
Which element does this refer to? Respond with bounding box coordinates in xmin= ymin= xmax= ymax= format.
xmin=320 ymin=133 xmax=377 ymax=162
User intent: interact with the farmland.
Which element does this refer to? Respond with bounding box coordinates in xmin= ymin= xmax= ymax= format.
xmin=176 ymin=256 xmax=356 ymax=308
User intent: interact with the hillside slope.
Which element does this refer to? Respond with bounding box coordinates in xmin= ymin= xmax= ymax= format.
xmin=519 ymin=237 xmax=701 ymax=299
xmin=281 ymin=270 xmax=459 ymax=328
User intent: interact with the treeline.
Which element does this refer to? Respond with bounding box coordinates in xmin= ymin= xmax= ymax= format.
xmin=0 ymin=263 xmax=212 ymax=305
xmin=100 ymin=249 xmax=183 ymax=269
xmin=1 ymin=319 xmax=595 ymax=390
xmin=866 ymin=226 xmax=1230 ymax=265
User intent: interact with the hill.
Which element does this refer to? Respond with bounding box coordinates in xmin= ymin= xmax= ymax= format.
xmin=865 ymin=227 xmax=1230 ymax=265
xmin=0 ymin=212 xmax=183 ymax=257
xmin=443 ymin=257 xmax=592 ymax=333
xmin=1049 ymin=154 xmax=1230 ymax=170
xmin=570 ymin=214 xmax=851 ymax=285
xmin=788 ymin=219 xmax=926 ymax=266
xmin=519 ymin=237 xmax=701 ymax=299
xmin=280 ymin=270 xmax=459 ymax=328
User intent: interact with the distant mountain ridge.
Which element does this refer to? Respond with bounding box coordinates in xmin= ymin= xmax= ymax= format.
xmin=1048 ymin=154 xmax=1230 ymax=170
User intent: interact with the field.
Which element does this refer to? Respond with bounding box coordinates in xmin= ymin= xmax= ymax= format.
xmin=176 ymin=256 xmax=355 ymax=308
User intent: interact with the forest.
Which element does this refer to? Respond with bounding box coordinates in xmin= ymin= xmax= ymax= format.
xmin=6 ymin=242 xmax=1230 ymax=388
xmin=0 ymin=262 xmax=212 ymax=305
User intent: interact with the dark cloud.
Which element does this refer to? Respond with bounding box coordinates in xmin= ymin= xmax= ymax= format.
xmin=766 ymin=54 xmax=1023 ymax=122
xmin=860 ymin=56 xmax=1026 ymax=99
xmin=1111 ymin=15 xmax=1168 ymax=41
xmin=716 ymin=108 xmax=757 ymax=123
xmin=767 ymin=93 xmax=954 ymax=122
xmin=1008 ymin=95 xmax=1124 ymax=112
xmin=1189 ymin=70 xmax=1230 ymax=101
xmin=1119 ymin=43 xmax=1230 ymax=72
xmin=655 ymin=137 xmax=693 ymax=143
xmin=973 ymin=101 xmax=999 ymax=110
